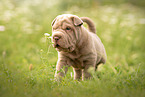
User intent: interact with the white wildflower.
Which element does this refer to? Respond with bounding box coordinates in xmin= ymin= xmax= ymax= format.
xmin=48 ymin=36 xmax=52 ymax=39
xmin=44 ymin=33 xmax=50 ymax=36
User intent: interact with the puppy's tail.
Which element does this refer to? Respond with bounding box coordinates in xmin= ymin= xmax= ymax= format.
xmin=81 ymin=17 xmax=96 ymax=33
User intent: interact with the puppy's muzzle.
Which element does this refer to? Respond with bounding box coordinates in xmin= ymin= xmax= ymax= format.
xmin=52 ymin=31 xmax=63 ymax=41
xmin=54 ymin=36 xmax=60 ymax=41
xmin=52 ymin=32 xmax=63 ymax=47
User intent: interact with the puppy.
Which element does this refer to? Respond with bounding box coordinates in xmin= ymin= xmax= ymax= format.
xmin=51 ymin=14 xmax=107 ymax=80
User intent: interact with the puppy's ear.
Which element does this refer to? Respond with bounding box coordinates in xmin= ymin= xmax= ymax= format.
xmin=51 ymin=18 xmax=57 ymax=26
xmin=72 ymin=16 xmax=83 ymax=26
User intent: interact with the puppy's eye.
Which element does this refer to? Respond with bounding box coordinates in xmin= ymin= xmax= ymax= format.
xmin=66 ymin=27 xmax=71 ymax=30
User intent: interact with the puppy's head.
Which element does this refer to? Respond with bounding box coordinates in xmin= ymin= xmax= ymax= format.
xmin=51 ymin=14 xmax=83 ymax=52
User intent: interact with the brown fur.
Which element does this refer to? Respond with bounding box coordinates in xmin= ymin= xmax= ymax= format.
xmin=51 ymin=14 xmax=107 ymax=80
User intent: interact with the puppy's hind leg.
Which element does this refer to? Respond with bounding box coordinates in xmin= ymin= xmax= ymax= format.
xmin=95 ymin=57 xmax=106 ymax=71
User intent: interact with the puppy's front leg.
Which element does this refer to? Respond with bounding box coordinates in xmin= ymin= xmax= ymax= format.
xmin=82 ymin=65 xmax=93 ymax=80
xmin=73 ymin=68 xmax=82 ymax=80
xmin=55 ymin=59 xmax=68 ymax=80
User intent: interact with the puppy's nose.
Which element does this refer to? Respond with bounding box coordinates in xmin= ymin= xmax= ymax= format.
xmin=53 ymin=36 xmax=60 ymax=41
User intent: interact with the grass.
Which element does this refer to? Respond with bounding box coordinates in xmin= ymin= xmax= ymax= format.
xmin=0 ymin=0 xmax=145 ymax=97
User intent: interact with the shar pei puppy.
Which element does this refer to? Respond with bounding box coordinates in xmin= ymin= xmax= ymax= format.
xmin=51 ymin=14 xmax=107 ymax=80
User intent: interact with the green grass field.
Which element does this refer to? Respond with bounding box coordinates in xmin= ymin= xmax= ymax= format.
xmin=0 ymin=0 xmax=145 ymax=97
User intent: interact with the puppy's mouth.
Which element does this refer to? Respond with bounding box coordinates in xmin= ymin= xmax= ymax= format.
xmin=55 ymin=44 xmax=60 ymax=48
xmin=53 ymin=43 xmax=62 ymax=48
xmin=53 ymin=43 xmax=74 ymax=52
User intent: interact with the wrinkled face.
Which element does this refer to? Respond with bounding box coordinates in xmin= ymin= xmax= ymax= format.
xmin=51 ymin=14 xmax=83 ymax=52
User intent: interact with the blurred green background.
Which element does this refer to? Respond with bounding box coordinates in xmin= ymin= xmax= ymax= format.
xmin=0 ymin=0 xmax=145 ymax=97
